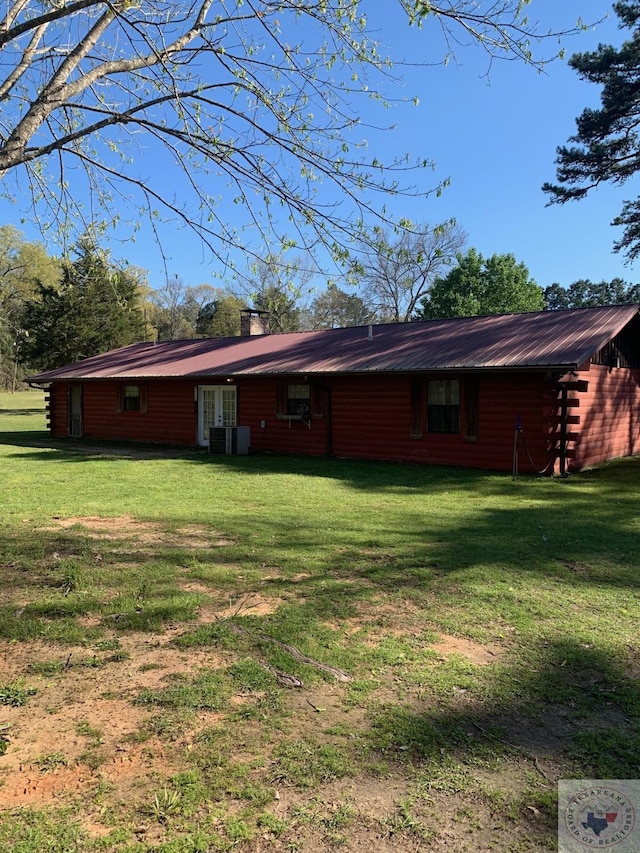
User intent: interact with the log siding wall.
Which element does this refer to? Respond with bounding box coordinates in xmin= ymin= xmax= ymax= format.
xmin=51 ymin=380 xmax=198 ymax=445
xmin=327 ymin=373 xmax=553 ymax=472
xmin=45 ymin=365 xmax=640 ymax=472
xmin=569 ymin=364 xmax=640 ymax=471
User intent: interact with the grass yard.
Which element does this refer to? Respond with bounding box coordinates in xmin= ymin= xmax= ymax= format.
xmin=1 ymin=389 xmax=639 ymax=852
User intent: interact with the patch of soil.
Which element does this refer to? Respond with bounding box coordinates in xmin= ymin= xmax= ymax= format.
xmin=214 ymin=595 xmax=285 ymax=620
xmin=0 ymin=514 xmax=292 ymax=817
xmin=0 ymin=514 xmax=558 ymax=851
xmin=323 ymin=598 xmax=427 ymax=637
xmin=40 ymin=515 xmax=235 ymax=548
xmin=431 ymin=634 xmax=503 ymax=667
xmin=1 ymin=763 xmax=95 ymax=807
xmin=628 ymin=646 xmax=640 ymax=679
xmin=0 ymin=631 xmax=224 ymax=810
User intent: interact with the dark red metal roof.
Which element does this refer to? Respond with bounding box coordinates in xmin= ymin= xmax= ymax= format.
xmin=29 ymin=305 xmax=640 ymax=382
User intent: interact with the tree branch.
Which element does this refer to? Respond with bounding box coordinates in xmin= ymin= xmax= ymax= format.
xmin=0 ymin=1 xmax=588 ymax=265
xmin=0 ymin=22 xmax=48 ymax=101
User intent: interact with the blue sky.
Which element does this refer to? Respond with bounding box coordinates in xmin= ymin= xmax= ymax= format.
xmin=1 ymin=1 xmax=635 ymax=295
xmin=383 ymin=1 xmax=630 ymax=291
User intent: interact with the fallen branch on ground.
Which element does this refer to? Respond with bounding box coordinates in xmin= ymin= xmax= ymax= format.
xmin=471 ymin=721 xmax=551 ymax=782
xmin=218 ymin=616 xmax=353 ymax=684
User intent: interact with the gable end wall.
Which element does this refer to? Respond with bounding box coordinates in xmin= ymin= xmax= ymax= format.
xmin=569 ymin=365 xmax=640 ymax=471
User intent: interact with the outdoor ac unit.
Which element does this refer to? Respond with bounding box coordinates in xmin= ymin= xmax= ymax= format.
xmin=209 ymin=426 xmax=250 ymax=455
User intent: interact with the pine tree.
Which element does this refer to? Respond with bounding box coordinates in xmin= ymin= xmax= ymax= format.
xmin=544 ymin=278 xmax=640 ymax=309
xmin=544 ymin=2 xmax=640 ymax=260
xmin=23 ymin=240 xmax=147 ymax=371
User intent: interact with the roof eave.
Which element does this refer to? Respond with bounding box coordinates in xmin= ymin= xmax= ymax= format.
xmin=32 ymin=362 xmax=581 ymax=382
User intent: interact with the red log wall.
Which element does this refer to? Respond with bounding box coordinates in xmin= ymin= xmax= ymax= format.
xmin=326 ymin=373 xmax=553 ymax=473
xmin=569 ymin=364 xmax=640 ymax=471
xmin=46 ymin=367 xmax=640 ymax=472
xmin=51 ymin=380 xmax=198 ymax=445
xmin=240 ymin=372 xmax=556 ymax=473
xmin=47 ymin=372 xmax=564 ymax=473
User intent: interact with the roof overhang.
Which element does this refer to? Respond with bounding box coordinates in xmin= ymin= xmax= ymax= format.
xmin=31 ymin=363 xmax=581 ymax=382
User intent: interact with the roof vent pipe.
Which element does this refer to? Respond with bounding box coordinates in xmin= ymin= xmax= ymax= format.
xmin=368 ymin=324 xmax=373 ymax=341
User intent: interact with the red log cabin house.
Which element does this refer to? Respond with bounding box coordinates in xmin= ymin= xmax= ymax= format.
xmin=29 ymin=305 xmax=640 ymax=474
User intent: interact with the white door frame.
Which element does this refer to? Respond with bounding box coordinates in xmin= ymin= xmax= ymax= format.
xmin=197 ymin=385 xmax=237 ymax=446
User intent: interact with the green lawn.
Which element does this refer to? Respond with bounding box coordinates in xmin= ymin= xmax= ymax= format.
xmin=1 ymin=389 xmax=639 ymax=852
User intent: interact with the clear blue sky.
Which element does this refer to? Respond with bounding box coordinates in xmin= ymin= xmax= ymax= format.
xmin=1 ymin=1 xmax=634 ymax=295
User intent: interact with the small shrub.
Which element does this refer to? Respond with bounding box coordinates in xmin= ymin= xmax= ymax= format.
xmin=35 ymin=752 xmax=68 ymax=772
xmin=0 ymin=682 xmax=37 ymax=707
xmin=151 ymin=787 xmax=182 ymax=823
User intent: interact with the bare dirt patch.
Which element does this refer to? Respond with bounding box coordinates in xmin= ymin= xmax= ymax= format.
xmin=40 ymin=515 xmax=235 ymax=548
xmin=215 ymin=594 xmax=285 ymax=620
xmin=0 ymin=631 xmax=224 ymax=811
xmin=0 ymin=514 xmax=553 ymax=851
xmin=0 ymin=516 xmax=290 ymax=818
xmin=431 ymin=633 xmax=503 ymax=666
xmin=322 ymin=597 xmax=427 ymax=637
xmin=628 ymin=645 xmax=640 ymax=679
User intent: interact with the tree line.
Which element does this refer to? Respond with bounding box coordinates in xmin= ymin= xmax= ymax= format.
xmin=3 ymin=222 xmax=640 ymax=390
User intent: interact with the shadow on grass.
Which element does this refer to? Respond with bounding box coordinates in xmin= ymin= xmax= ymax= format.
xmin=0 ymin=407 xmax=47 ymax=416
xmin=0 ymin=430 xmax=201 ymax=460
xmin=1 ymin=451 xmax=640 ymax=622
xmin=0 ymin=524 xmax=206 ymax=641
xmin=0 ymin=429 xmax=52 ymax=447
xmin=1 ymin=498 xmax=639 ymax=818
xmin=4 ymin=428 xmax=640 ymax=502
xmin=0 ymin=429 xmax=508 ymax=490
xmin=366 ymin=636 xmax=640 ymax=781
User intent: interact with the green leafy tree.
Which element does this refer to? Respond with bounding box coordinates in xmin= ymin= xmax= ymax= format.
xmin=544 ymin=283 xmax=572 ymax=311
xmin=350 ymin=222 xmax=466 ymax=323
xmin=302 ymin=285 xmax=374 ymax=330
xmin=417 ymin=249 xmax=544 ymax=319
xmin=23 ymin=239 xmax=147 ymax=371
xmin=0 ymin=225 xmax=61 ymax=388
xmin=544 ymin=2 xmax=640 ymax=260
xmin=0 ymin=2 xmax=580 ymax=262
xmin=544 ymin=277 xmax=640 ymax=309
xmin=252 ymin=285 xmax=303 ymax=334
xmin=196 ymin=292 xmax=246 ymax=337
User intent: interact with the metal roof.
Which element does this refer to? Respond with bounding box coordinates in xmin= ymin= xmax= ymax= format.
xmin=29 ymin=305 xmax=640 ymax=382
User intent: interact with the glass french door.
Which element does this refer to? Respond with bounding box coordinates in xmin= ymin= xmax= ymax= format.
xmin=198 ymin=385 xmax=237 ymax=446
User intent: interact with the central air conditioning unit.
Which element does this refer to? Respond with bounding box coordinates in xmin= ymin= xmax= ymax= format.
xmin=209 ymin=426 xmax=250 ymax=455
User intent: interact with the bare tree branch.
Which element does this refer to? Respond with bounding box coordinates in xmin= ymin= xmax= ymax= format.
xmin=0 ymin=1 xmax=585 ymax=265
xmin=0 ymin=23 xmax=48 ymax=101
xmin=351 ymin=222 xmax=467 ymax=322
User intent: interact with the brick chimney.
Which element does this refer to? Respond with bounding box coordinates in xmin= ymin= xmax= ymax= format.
xmin=240 ymin=309 xmax=270 ymax=336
